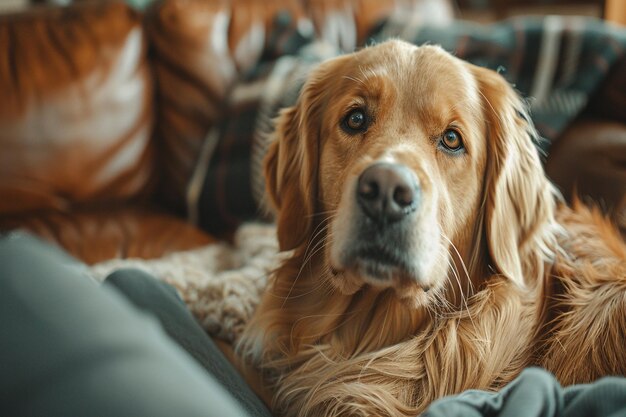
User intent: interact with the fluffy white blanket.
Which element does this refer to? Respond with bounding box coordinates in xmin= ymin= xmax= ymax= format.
xmin=90 ymin=223 xmax=282 ymax=342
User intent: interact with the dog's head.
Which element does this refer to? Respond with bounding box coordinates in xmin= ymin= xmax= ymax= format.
xmin=265 ymin=40 xmax=556 ymax=307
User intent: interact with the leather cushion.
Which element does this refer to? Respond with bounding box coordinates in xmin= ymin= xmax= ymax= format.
xmin=0 ymin=1 xmax=155 ymax=215
xmin=0 ymin=204 xmax=215 ymax=264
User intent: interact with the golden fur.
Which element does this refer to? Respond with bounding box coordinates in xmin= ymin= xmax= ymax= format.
xmin=238 ymin=40 xmax=626 ymax=417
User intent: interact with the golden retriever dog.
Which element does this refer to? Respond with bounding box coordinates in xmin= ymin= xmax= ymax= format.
xmin=238 ymin=40 xmax=626 ymax=417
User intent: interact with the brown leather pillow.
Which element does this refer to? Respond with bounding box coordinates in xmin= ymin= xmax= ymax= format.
xmin=0 ymin=1 xmax=155 ymax=215
xmin=586 ymin=54 xmax=626 ymax=122
xmin=0 ymin=204 xmax=215 ymax=264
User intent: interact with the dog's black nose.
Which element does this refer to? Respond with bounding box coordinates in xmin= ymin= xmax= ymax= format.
xmin=357 ymin=163 xmax=419 ymax=223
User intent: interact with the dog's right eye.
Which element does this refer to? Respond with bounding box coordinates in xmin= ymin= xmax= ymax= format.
xmin=342 ymin=109 xmax=368 ymax=134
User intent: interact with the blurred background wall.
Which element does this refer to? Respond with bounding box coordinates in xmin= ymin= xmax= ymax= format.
xmin=0 ymin=0 xmax=618 ymax=21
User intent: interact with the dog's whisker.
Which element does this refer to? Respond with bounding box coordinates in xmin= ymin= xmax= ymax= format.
xmin=306 ymin=210 xmax=338 ymax=219
xmin=441 ymin=248 xmax=481 ymax=343
xmin=441 ymin=233 xmax=475 ymax=297
xmin=301 ymin=238 xmax=330 ymax=271
xmin=299 ymin=222 xmax=331 ymax=269
xmin=428 ymin=275 xmax=453 ymax=319
xmin=275 ymin=275 xmax=330 ymax=300
xmin=285 ymin=233 xmax=335 ymax=298
xmin=305 ymin=218 xmax=333 ymax=248
xmin=428 ymin=248 xmax=464 ymax=318
xmin=280 ymin=235 xmax=330 ymax=306
xmin=445 ymin=256 xmax=468 ymax=310
xmin=438 ymin=236 xmax=480 ymax=335
xmin=445 ymin=258 xmax=460 ymax=306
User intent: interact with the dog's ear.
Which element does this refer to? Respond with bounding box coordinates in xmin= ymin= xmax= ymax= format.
xmin=264 ymin=106 xmax=316 ymax=251
xmin=473 ymin=66 xmax=557 ymax=286
xmin=264 ymin=62 xmax=337 ymax=251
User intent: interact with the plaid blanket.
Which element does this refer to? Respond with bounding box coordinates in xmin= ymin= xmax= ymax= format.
xmin=190 ymin=14 xmax=626 ymax=236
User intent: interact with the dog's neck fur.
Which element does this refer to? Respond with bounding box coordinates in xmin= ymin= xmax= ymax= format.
xmin=251 ymin=213 xmax=546 ymax=364
xmin=243 ymin=232 xmax=544 ymax=417
xmin=259 ymin=251 xmax=429 ymax=359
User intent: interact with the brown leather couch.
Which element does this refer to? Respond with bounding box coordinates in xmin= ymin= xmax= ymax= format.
xmin=0 ymin=0 xmax=458 ymax=264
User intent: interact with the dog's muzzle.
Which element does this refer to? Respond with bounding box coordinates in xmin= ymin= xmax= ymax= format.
xmin=339 ymin=162 xmax=422 ymax=282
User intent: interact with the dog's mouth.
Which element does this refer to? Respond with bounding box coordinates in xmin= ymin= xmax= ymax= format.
xmin=328 ymin=223 xmax=441 ymax=302
xmin=347 ymin=244 xmax=415 ymax=284
xmin=360 ymin=246 xmax=404 ymax=267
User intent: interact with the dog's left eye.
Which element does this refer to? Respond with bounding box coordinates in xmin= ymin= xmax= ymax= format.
xmin=342 ymin=109 xmax=368 ymax=134
xmin=440 ymin=129 xmax=464 ymax=152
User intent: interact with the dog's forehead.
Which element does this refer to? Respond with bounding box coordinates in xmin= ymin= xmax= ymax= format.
xmin=346 ymin=41 xmax=479 ymax=103
xmin=331 ymin=41 xmax=482 ymax=130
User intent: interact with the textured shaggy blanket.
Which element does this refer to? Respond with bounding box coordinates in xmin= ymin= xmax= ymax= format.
xmin=90 ymin=223 xmax=281 ymax=343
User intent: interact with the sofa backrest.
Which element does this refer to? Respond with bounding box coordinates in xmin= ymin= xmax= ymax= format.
xmin=0 ymin=1 xmax=155 ymax=215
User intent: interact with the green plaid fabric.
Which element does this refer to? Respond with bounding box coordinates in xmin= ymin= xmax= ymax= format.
xmin=194 ymin=42 xmax=340 ymax=235
xmin=192 ymin=15 xmax=626 ymax=236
